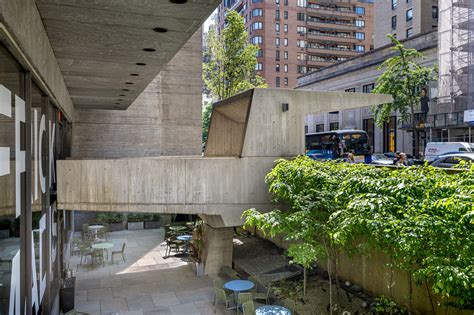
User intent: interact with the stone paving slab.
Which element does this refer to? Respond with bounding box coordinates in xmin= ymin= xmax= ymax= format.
xmin=69 ymin=229 xmax=234 ymax=315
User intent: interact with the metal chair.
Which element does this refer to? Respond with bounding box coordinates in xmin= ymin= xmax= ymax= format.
xmin=237 ymin=293 xmax=253 ymax=315
xmin=92 ymin=249 xmax=105 ymax=267
xmin=253 ymin=284 xmax=271 ymax=305
xmin=77 ymin=242 xmax=93 ymax=270
xmin=111 ymin=243 xmax=126 ymax=264
xmin=242 ymin=300 xmax=256 ymax=315
xmin=213 ymin=277 xmax=232 ymax=294
xmin=213 ymin=287 xmax=233 ymax=313
xmin=248 ymin=276 xmax=258 ymax=292
xmin=70 ymin=237 xmax=82 ymax=256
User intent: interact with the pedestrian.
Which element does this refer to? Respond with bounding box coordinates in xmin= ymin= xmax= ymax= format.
xmin=393 ymin=151 xmax=401 ymax=165
xmin=332 ymin=135 xmax=341 ymax=159
xmin=399 ymin=153 xmax=408 ymax=166
xmin=347 ymin=152 xmax=356 ymax=164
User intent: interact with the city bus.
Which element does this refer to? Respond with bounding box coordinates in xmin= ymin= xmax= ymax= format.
xmin=305 ymin=130 xmax=372 ymax=162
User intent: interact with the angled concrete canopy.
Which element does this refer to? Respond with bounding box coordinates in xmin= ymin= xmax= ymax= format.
xmin=35 ymin=0 xmax=219 ymax=110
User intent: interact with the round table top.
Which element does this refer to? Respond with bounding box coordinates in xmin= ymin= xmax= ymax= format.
xmin=224 ymin=280 xmax=254 ymax=292
xmin=256 ymin=305 xmax=291 ymax=315
xmin=89 ymin=225 xmax=104 ymax=229
xmin=177 ymin=235 xmax=192 ymax=241
xmin=92 ymin=242 xmax=114 ymax=250
xmin=169 ymin=226 xmax=187 ymax=231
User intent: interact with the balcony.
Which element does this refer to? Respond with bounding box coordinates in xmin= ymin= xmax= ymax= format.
xmin=306 ymin=45 xmax=361 ymax=57
xmin=306 ymin=58 xmax=339 ymax=68
xmin=306 ymin=4 xmax=359 ymax=18
xmin=307 ymin=18 xmax=359 ymax=31
xmin=307 ymin=31 xmax=359 ymax=44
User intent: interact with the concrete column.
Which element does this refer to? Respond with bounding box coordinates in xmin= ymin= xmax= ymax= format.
xmin=202 ymin=224 xmax=233 ymax=275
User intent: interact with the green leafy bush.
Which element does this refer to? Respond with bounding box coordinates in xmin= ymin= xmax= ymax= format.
xmin=96 ymin=212 xmax=124 ymax=223
xmin=244 ymin=156 xmax=474 ymax=309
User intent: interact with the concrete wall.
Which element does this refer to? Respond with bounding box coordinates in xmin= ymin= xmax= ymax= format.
xmin=71 ymin=29 xmax=203 ymax=158
xmin=0 ymin=0 xmax=75 ymax=120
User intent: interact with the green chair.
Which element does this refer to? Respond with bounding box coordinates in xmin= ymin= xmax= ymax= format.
xmin=77 ymin=243 xmax=93 ymax=270
xmin=213 ymin=287 xmax=233 ymax=312
xmin=111 ymin=243 xmax=126 ymax=263
xmin=70 ymin=237 xmax=81 ymax=256
xmin=213 ymin=277 xmax=231 ymax=294
xmin=92 ymin=249 xmax=104 ymax=267
xmin=253 ymin=284 xmax=271 ymax=304
xmin=284 ymin=298 xmax=296 ymax=313
xmin=248 ymin=276 xmax=258 ymax=292
xmin=238 ymin=293 xmax=253 ymax=315
xmin=242 ymin=300 xmax=256 ymax=315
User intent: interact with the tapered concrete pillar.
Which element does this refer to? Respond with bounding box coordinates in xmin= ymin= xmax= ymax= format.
xmin=202 ymin=224 xmax=233 ymax=275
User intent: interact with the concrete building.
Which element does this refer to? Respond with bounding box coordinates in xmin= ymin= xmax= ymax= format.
xmin=374 ymin=0 xmax=439 ymax=48
xmin=216 ymin=0 xmax=374 ymax=88
xmin=297 ymin=31 xmax=439 ymax=154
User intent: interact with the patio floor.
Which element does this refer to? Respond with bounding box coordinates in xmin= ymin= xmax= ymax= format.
xmin=69 ymin=228 xmax=233 ymax=315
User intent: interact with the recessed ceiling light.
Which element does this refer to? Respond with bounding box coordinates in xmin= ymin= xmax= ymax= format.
xmin=130 ymin=73 xmax=139 ymax=76
xmin=136 ymin=63 xmax=146 ymax=66
xmin=115 ymin=103 xmax=120 ymax=105
xmin=125 ymin=82 xmax=134 ymax=85
xmin=119 ymin=94 xmax=126 ymax=97
xmin=117 ymin=99 xmax=123 ymax=101
xmin=143 ymin=48 xmax=156 ymax=52
xmin=122 ymin=89 xmax=130 ymax=91
xmin=169 ymin=0 xmax=187 ymax=3
xmin=153 ymin=27 xmax=168 ymax=33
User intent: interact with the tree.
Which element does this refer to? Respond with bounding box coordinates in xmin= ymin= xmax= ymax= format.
xmin=203 ymin=10 xmax=266 ymax=101
xmin=372 ymin=35 xmax=437 ymax=157
xmin=202 ymin=101 xmax=212 ymax=144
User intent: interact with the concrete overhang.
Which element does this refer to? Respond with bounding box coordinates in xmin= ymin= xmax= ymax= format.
xmin=35 ymin=0 xmax=219 ymax=110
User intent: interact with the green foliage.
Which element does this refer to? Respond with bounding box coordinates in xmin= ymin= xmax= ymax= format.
xmin=202 ymin=101 xmax=212 ymax=145
xmin=374 ymin=296 xmax=407 ymax=314
xmin=372 ymin=34 xmax=437 ymax=128
xmin=243 ymin=156 xmax=474 ymax=309
xmin=96 ymin=212 xmax=124 ymax=224
xmin=203 ymin=10 xmax=266 ymax=101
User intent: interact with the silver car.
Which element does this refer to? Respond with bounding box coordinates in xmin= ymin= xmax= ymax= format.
xmin=430 ymin=153 xmax=474 ymax=168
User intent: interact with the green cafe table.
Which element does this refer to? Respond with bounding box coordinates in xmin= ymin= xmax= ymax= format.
xmin=92 ymin=242 xmax=114 ymax=262
xmin=169 ymin=226 xmax=187 ymax=234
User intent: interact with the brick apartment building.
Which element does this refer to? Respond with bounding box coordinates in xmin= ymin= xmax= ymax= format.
xmin=216 ymin=0 xmax=374 ymax=88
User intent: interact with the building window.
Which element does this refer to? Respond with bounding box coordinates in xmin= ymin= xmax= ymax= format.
xmin=345 ymin=88 xmax=356 ymax=92
xmin=255 ymin=62 xmax=263 ymax=71
xmin=252 ymin=8 xmax=263 ymax=17
xmin=297 ymin=65 xmax=307 ymax=73
xmin=284 ymin=51 xmax=288 ymax=59
xmin=276 ymin=50 xmax=280 ymax=61
xmin=355 ymin=45 xmax=365 ymax=52
xmin=383 ymin=116 xmax=397 ymax=152
xmin=297 ymin=39 xmax=306 ymax=48
xmin=252 ymin=0 xmax=262 ymax=2
xmin=406 ymin=9 xmax=413 ymax=22
xmin=355 ymin=7 xmax=365 ymax=15
xmin=297 ymin=13 xmax=306 ymax=21
xmin=275 ymin=10 xmax=280 ymax=20
xmin=297 ymin=0 xmax=307 ymax=7
xmin=276 ymin=77 xmax=281 ymax=87
xmin=362 ymin=83 xmax=375 ymax=93
xmin=275 ymin=37 xmax=280 ymax=46
xmin=316 ymin=124 xmax=324 ymax=132
xmin=391 ymin=16 xmax=397 ymax=30
xmin=284 ymin=24 xmax=288 ymax=33
xmin=284 ymin=38 xmax=288 ymax=46
xmin=297 ymin=52 xmax=306 ymax=60
xmin=284 ymin=11 xmax=288 ymax=19
xmin=329 ymin=122 xmax=339 ymax=131
xmin=252 ymin=22 xmax=263 ymax=31
xmin=355 ymin=20 xmax=365 ymax=28
xmin=432 ymin=6 xmax=438 ymax=19
xmin=355 ymin=32 xmax=365 ymax=40
xmin=362 ymin=118 xmax=375 ymax=149
xmin=275 ymin=0 xmax=279 ymax=3
xmin=275 ymin=23 xmax=280 ymax=32
xmin=276 ymin=64 xmax=280 ymax=72
xmin=284 ymin=64 xmax=288 ymax=72
xmin=392 ymin=0 xmax=397 ymax=9
xmin=252 ymin=36 xmax=263 ymax=44
xmin=305 ymin=125 xmax=309 ymax=134
xmin=284 ymin=0 xmax=288 ymax=4
xmin=297 ymin=26 xmax=307 ymax=34
xmin=284 ymin=77 xmax=288 ymax=86
xmin=406 ymin=27 xmax=413 ymax=37
xmin=256 ymin=49 xmax=263 ymax=57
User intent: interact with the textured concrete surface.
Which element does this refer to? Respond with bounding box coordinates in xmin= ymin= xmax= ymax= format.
xmin=71 ymin=30 xmax=202 ymax=158
xmin=70 ymin=229 xmax=234 ymax=315
xmin=34 ymin=0 xmax=218 ymax=110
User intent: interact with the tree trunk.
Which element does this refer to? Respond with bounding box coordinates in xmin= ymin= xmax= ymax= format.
xmin=410 ymin=104 xmax=419 ymax=158
xmin=408 ymin=272 xmax=412 ymax=314
xmin=328 ymin=258 xmax=333 ymax=315
xmin=303 ymin=267 xmax=307 ymax=299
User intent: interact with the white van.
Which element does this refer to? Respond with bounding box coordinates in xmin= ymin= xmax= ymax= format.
xmin=424 ymin=142 xmax=473 ymax=162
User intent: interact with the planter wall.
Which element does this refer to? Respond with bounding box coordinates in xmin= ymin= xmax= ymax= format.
xmin=127 ymin=222 xmax=144 ymax=230
xmin=144 ymin=221 xmax=160 ymax=229
xmin=109 ymin=222 xmax=124 ymax=232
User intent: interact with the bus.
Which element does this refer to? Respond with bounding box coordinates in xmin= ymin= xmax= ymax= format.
xmin=305 ymin=130 xmax=371 ymax=162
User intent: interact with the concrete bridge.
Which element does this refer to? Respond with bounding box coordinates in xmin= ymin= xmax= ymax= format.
xmin=57 ymin=88 xmax=391 ymax=273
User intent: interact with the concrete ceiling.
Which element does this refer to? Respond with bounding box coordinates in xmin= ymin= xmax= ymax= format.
xmin=35 ymin=0 xmax=218 ymax=110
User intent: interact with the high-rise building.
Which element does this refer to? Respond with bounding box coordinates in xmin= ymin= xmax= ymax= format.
xmin=216 ymin=0 xmax=374 ymax=88
xmin=374 ymin=0 xmax=439 ymax=48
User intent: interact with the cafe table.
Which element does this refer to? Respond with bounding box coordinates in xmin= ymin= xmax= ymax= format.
xmin=256 ymin=305 xmax=292 ymax=315
xmin=224 ymin=280 xmax=254 ymax=309
xmin=176 ymin=234 xmax=192 ymax=253
xmin=91 ymin=242 xmax=114 ymax=261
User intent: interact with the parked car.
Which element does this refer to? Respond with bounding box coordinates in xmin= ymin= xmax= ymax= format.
xmin=424 ymin=142 xmax=473 ymax=162
xmin=370 ymin=153 xmax=394 ymax=166
xmin=383 ymin=152 xmax=424 ymax=166
xmin=430 ymin=152 xmax=474 ymax=168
